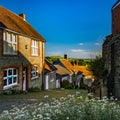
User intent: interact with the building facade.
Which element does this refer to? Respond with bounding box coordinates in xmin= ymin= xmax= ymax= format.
xmin=44 ymin=59 xmax=57 ymax=90
xmin=103 ymin=1 xmax=120 ymax=99
xmin=0 ymin=6 xmax=45 ymax=91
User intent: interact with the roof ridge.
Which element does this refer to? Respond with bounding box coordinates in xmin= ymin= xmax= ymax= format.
xmin=0 ymin=6 xmax=26 ymax=21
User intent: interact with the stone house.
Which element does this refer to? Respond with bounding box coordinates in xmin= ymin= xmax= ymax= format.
xmin=0 ymin=6 xmax=45 ymax=91
xmin=54 ymin=64 xmax=71 ymax=88
xmin=54 ymin=54 xmax=83 ymax=88
xmin=75 ymin=66 xmax=94 ymax=87
xmin=44 ymin=59 xmax=57 ymax=90
xmin=53 ymin=54 xmax=74 ymax=83
xmin=102 ymin=0 xmax=120 ymax=99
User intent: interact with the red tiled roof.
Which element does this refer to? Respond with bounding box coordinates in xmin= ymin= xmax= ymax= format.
xmin=0 ymin=6 xmax=45 ymax=42
xmin=59 ymin=59 xmax=74 ymax=73
xmin=76 ymin=65 xmax=94 ymax=79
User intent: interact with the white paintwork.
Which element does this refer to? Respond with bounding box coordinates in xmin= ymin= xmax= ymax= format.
xmin=56 ymin=79 xmax=60 ymax=88
xmin=23 ymin=69 xmax=26 ymax=91
xmin=45 ymin=75 xmax=49 ymax=90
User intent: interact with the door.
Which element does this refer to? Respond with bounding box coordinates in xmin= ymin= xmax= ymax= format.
xmin=45 ymin=75 xmax=49 ymax=90
xmin=22 ymin=67 xmax=28 ymax=91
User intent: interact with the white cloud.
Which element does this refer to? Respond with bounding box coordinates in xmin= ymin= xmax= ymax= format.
xmin=45 ymin=46 xmax=102 ymax=58
xmin=70 ymin=49 xmax=101 ymax=59
xmin=70 ymin=49 xmax=85 ymax=52
xmin=78 ymin=43 xmax=84 ymax=46
xmin=94 ymin=42 xmax=102 ymax=46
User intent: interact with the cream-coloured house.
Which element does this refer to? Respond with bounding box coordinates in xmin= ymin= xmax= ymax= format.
xmin=0 ymin=6 xmax=45 ymax=91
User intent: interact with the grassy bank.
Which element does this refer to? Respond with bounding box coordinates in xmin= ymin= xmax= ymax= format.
xmin=0 ymin=92 xmax=119 ymax=120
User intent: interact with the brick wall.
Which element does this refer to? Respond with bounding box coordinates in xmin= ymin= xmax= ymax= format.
xmin=0 ymin=30 xmax=45 ymax=90
xmin=112 ymin=3 xmax=120 ymax=34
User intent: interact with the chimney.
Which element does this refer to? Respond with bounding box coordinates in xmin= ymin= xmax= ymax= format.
xmin=19 ymin=13 xmax=26 ymax=21
xmin=64 ymin=54 xmax=67 ymax=59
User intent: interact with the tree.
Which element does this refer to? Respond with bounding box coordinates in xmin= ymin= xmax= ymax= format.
xmin=88 ymin=56 xmax=108 ymax=99
xmin=46 ymin=56 xmax=63 ymax=64
xmin=88 ymin=56 xmax=107 ymax=79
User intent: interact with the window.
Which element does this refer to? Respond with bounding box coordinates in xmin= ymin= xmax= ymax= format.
xmin=31 ymin=65 xmax=39 ymax=79
xmin=3 ymin=68 xmax=18 ymax=89
xmin=3 ymin=31 xmax=18 ymax=55
xmin=31 ymin=40 xmax=38 ymax=56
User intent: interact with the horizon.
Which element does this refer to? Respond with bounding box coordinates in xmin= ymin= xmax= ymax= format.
xmin=0 ymin=0 xmax=117 ymax=58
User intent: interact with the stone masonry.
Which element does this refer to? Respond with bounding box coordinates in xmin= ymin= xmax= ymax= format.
xmin=103 ymin=1 xmax=120 ymax=99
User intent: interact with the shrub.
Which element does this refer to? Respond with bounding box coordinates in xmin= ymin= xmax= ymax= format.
xmin=28 ymin=87 xmax=42 ymax=92
xmin=80 ymin=78 xmax=87 ymax=89
xmin=61 ymin=80 xmax=73 ymax=89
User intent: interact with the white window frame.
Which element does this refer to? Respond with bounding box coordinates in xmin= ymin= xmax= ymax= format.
xmin=31 ymin=40 xmax=38 ymax=56
xmin=3 ymin=68 xmax=18 ymax=90
xmin=31 ymin=65 xmax=39 ymax=80
xmin=3 ymin=31 xmax=18 ymax=55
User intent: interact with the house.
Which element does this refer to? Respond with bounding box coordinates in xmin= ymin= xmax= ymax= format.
xmin=75 ymin=66 xmax=94 ymax=87
xmin=0 ymin=6 xmax=46 ymax=91
xmin=54 ymin=54 xmax=74 ymax=83
xmin=54 ymin=54 xmax=83 ymax=88
xmin=54 ymin=64 xmax=71 ymax=88
xmin=44 ymin=59 xmax=57 ymax=90
xmin=102 ymin=0 xmax=120 ymax=99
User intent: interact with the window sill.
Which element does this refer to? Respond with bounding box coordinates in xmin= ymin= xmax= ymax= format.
xmin=31 ymin=54 xmax=39 ymax=57
xmin=4 ymin=83 xmax=18 ymax=90
xmin=3 ymin=53 xmax=18 ymax=56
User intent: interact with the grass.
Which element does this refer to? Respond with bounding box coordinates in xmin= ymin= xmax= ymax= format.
xmin=0 ymin=89 xmax=87 ymax=113
xmin=0 ymin=89 xmax=87 ymax=101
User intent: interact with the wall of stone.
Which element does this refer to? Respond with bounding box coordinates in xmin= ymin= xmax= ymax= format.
xmin=0 ymin=30 xmax=45 ymax=91
xmin=103 ymin=34 xmax=120 ymax=99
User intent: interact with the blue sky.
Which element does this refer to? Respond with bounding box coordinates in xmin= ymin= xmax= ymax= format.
xmin=0 ymin=0 xmax=117 ymax=58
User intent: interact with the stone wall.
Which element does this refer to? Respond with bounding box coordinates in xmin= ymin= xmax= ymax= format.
xmin=0 ymin=30 xmax=45 ymax=90
xmin=103 ymin=34 xmax=120 ymax=99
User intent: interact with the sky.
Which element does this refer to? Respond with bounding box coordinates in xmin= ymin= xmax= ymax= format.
xmin=0 ymin=0 xmax=117 ymax=58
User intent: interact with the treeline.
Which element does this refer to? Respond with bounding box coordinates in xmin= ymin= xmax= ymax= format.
xmin=45 ymin=56 xmax=93 ymax=66
xmin=45 ymin=56 xmax=63 ymax=64
xmin=69 ymin=58 xmax=93 ymax=66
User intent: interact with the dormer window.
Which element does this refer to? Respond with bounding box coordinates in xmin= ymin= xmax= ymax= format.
xmin=3 ymin=31 xmax=18 ymax=55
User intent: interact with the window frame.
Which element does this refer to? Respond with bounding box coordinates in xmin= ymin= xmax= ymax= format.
xmin=3 ymin=68 xmax=18 ymax=89
xmin=31 ymin=65 xmax=39 ymax=80
xmin=3 ymin=31 xmax=18 ymax=55
xmin=31 ymin=40 xmax=38 ymax=56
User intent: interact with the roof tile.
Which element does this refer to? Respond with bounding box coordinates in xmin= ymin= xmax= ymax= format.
xmin=0 ymin=6 xmax=45 ymax=42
